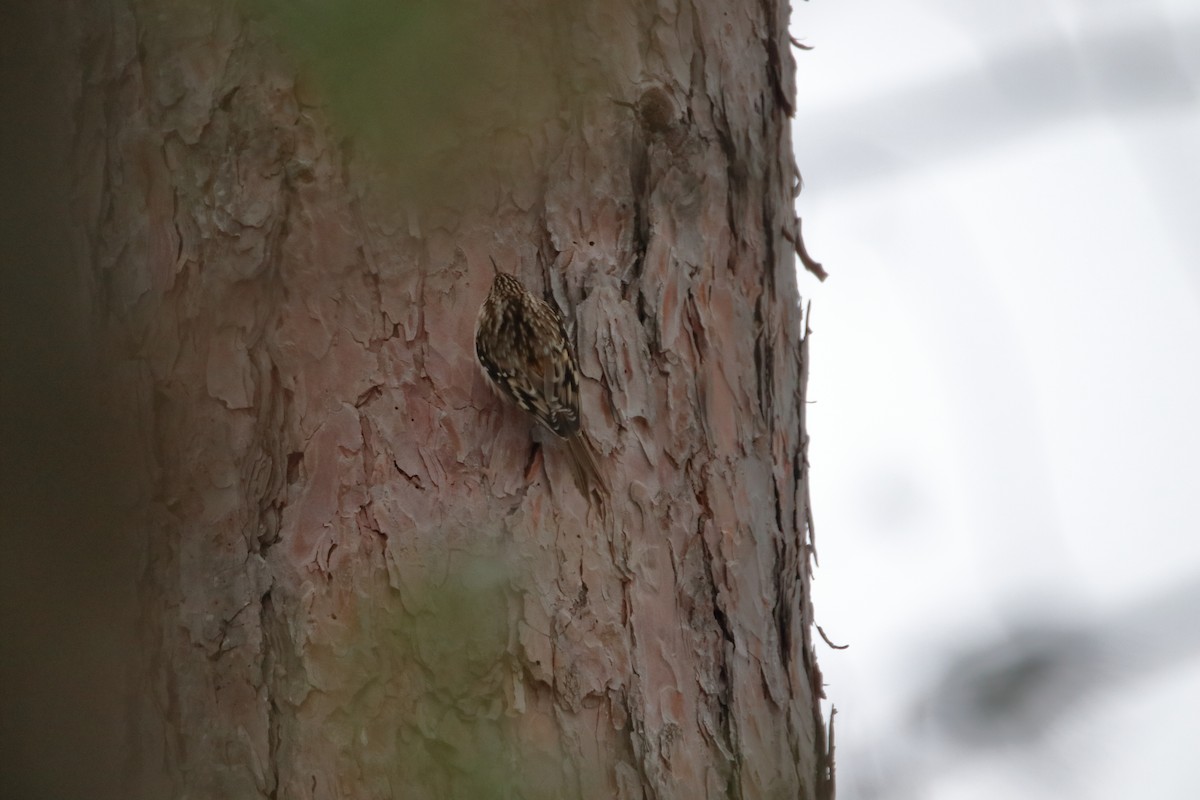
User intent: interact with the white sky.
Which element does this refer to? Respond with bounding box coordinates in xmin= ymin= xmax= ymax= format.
xmin=791 ymin=2 xmax=1200 ymax=798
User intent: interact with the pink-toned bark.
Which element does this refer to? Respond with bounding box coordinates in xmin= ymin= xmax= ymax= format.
xmin=66 ymin=0 xmax=829 ymax=797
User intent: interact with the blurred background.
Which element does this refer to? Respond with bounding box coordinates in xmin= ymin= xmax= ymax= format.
xmin=791 ymin=1 xmax=1200 ymax=798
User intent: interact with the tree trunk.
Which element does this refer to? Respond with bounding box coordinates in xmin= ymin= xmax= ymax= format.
xmin=47 ymin=0 xmax=828 ymax=797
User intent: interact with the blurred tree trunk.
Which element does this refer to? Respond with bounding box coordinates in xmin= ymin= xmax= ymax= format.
xmin=57 ymin=0 xmax=829 ymax=797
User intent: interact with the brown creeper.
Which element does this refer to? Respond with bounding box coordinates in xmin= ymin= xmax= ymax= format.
xmin=475 ymin=259 xmax=607 ymax=499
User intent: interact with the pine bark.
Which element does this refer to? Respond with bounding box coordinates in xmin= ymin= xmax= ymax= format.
xmin=57 ymin=0 xmax=828 ymax=797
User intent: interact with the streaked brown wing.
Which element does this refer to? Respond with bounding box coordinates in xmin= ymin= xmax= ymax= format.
xmin=476 ymin=289 xmax=581 ymax=438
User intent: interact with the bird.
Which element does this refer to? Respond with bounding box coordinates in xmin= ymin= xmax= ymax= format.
xmin=475 ymin=258 xmax=608 ymax=501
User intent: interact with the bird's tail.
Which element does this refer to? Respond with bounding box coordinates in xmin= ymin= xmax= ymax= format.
xmin=565 ymin=432 xmax=609 ymax=505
